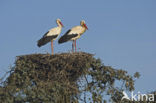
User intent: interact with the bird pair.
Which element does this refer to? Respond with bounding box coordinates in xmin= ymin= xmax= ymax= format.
xmin=37 ymin=19 xmax=88 ymax=54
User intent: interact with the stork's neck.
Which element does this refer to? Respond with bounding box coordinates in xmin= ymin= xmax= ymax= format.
xmin=82 ymin=25 xmax=87 ymax=30
xmin=57 ymin=23 xmax=63 ymax=28
xmin=80 ymin=26 xmax=86 ymax=33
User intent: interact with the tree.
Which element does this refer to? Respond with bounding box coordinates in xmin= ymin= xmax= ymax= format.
xmin=0 ymin=52 xmax=140 ymax=103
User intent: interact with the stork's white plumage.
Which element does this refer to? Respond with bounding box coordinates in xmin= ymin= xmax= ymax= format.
xmin=37 ymin=19 xmax=63 ymax=54
xmin=58 ymin=20 xmax=88 ymax=52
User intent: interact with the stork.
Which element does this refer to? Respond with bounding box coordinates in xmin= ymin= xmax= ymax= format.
xmin=58 ymin=20 xmax=88 ymax=52
xmin=37 ymin=19 xmax=63 ymax=54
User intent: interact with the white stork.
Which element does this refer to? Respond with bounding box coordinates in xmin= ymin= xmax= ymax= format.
xmin=37 ymin=19 xmax=63 ymax=54
xmin=58 ymin=20 xmax=88 ymax=52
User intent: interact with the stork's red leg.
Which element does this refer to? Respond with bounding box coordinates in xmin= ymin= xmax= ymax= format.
xmin=51 ymin=40 xmax=54 ymax=55
xmin=72 ymin=41 xmax=74 ymax=53
xmin=74 ymin=40 xmax=76 ymax=52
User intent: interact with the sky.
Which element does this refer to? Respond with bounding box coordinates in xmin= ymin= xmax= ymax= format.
xmin=0 ymin=0 xmax=156 ymax=94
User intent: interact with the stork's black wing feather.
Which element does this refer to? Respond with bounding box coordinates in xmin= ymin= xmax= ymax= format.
xmin=37 ymin=34 xmax=58 ymax=47
xmin=43 ymin=31 xmax=49 ymax=37
xmin=58 ymin=30 xmax=78 ymax=44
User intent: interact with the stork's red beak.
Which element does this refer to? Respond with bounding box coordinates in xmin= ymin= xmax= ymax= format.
xmin=60 ymin=21 xmax=64 ymax=27
xmin=84 ymin=24 xmax=88 ymax=30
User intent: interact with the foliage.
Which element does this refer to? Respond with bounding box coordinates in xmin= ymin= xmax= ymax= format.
xmin=0 ymin=52 xmax=140 ymax=103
